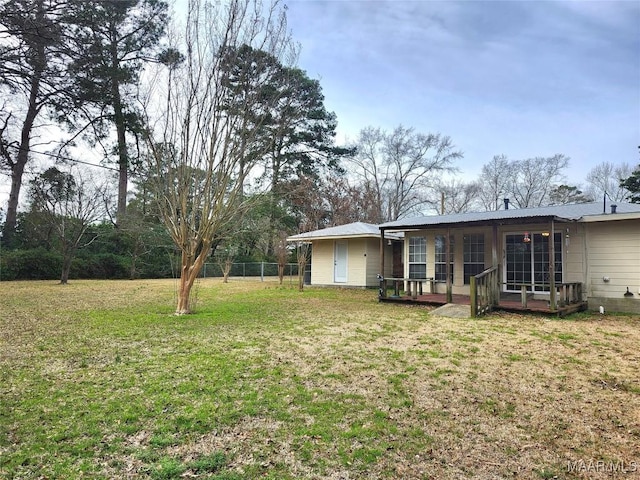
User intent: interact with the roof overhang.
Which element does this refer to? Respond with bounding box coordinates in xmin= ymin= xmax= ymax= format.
xmin=287 ymin=232 xmax=403 ymax=242
xmin=379 ymin=215 xmax=575 ymax=233
xmin=578 ymin=211 xmax=640 ymax=223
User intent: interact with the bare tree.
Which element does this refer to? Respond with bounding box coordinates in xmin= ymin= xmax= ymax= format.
xmin=214 ymin=242 xmax=237 ymax=283
xmin=585 ymin=161 xmax=633 ymax=202
xmin=348 ymin=125 xmax=461 ymax=222
xmin=273 ymin=231 xmax=288 ymax=285
xmin=478 ymin=154 xmax=512 ymax=211
xmin=321 ymin=173 xmax=379 ymax=225
xmin=294 ymin=241 xmax=310 ymax=292
xmin=433 ymin=178 xmax=481 ymax=214
xmin=143 ymin=0 xmax=295 ymax=314
xmin=28 ymin=166 xmax=107 ymax=284
xmin=509 ymin=155 xmax=569 ymax=208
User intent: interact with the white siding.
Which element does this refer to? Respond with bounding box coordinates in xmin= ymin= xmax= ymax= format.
xmin=310 ymin=240 xmax=334 ymax=285
xmin=309 ymin=237 xmax=389 ymax=288
xmin=365 ymin=238 xmax=394 ymax=287
xmin=585 ymin=220 xmax=640 ymax=299
xmin=563 ymin=223 xmax=586 ymax=284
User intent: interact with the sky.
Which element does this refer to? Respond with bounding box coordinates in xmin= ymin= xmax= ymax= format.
xmin=284 ymin=0 xmax=640 ymax=183
xmin=1 ymin=0 xmax=638 ymax=213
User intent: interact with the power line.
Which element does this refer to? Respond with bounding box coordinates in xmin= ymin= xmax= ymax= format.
xmin=6 ymin=144 xmax=120 ymax=172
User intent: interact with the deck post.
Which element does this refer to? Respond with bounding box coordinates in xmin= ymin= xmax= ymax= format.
xmin=492 ymin=223 xmax=499 ymax=308
xmin=446 ymin=227 xmax=452 ymax=303
xmin=380 ymin=229 xmax=386 ymax=298
xmin=549 ymin=220 xmax=557 ymax=311
xmin=470 ymin=275 xmax=477 ymax=317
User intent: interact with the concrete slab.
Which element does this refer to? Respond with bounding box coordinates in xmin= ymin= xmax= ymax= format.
xmin=430 ymin=303 xmax=471 ymax=319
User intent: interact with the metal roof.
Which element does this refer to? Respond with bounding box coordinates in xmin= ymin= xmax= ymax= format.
xmin=287 ymin=222 xmax=403 ymax=242
xmin=380 ymin=202 xmax=640 ymax=230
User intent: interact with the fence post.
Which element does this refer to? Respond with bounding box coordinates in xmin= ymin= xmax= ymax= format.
xmin=260 ymin=262 xmax=264 ymax=282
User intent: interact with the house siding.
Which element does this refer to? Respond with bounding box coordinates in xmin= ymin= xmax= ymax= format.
xmin=309 ymin=237 xmax=392 ymax=288
xmin=563 ymin=223 xmax=586 ymax=285
xmin=310 ymin=240 xmax=334 ymax=286
xmin=585 ymin=220 xmax=640 ymax=313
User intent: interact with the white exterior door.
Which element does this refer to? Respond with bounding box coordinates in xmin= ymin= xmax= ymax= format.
xmin=334 ymin=241 xmax=348 ymax=283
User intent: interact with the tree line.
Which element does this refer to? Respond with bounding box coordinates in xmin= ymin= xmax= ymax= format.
xmin=1 ymin=0 xmax=639 ymax=313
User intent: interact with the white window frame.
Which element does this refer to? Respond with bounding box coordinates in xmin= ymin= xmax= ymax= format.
xmin=408 ymin=236 xmax=427 ymax=279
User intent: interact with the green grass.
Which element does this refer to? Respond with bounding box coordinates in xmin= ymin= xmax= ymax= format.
xmin=1 ymin=279 xmax=639 ymax=479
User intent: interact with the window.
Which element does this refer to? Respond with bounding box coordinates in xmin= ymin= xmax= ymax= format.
xmin=463 ymin=233 xmax=484 ymax=284
xmin=434 ymin=235 xmax=454 ymax=282
xmin=408 ymin=236 xmax=426 ymax=278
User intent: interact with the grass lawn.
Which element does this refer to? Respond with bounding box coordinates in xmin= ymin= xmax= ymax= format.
xmin=1 ymin=279 xmax=639 ymax=479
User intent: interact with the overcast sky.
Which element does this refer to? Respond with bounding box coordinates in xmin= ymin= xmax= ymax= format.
xmin=285 ymin=0 xmax=640 ymax=184
xmin=1 ymin=0 xmax=638 ymax=212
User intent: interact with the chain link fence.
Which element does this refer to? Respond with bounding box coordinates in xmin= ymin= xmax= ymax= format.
xmin=201 ymin=262 xmax=310 ymax=283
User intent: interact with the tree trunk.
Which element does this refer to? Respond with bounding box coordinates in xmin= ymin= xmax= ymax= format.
xmin=278 ymin=263 xmax=284 ymax=285
xmin=3 ymin=30 xmax=46 ymax=244
xmin=297 ymin=263 xmax=305 ymax=291
xmin=175 ymin=247 xmax=209 ymax=314
xmin=222 ymin=258 xmax=232 ymax=283
xmin=110 ymin=30 xmax=128 ymax=224
xmin=60 ymin=254 xmax=72 ymax=284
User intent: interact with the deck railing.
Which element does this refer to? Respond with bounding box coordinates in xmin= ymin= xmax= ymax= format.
xmin=470 ymin=265 xmax=500 ymax=317
xmin=556 ymin=282 xmax=583 ymax=308
xmin=379 ymin=277 xmax=435 ymax=300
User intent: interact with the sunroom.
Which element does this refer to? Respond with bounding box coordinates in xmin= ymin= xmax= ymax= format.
xmin=378 ymin=202 xmax=640 ymax=316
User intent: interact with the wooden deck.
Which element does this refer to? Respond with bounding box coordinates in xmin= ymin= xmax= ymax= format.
xmin=379 ymin=291 xmax=588 ymax=316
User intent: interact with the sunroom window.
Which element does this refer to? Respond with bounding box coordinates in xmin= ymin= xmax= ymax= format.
xmin=435 ymin=235 xmax=454 ymax=282
xmin=463 ymin=233 xmax=484 ymax=284
xmin=408 ymin=236 xmax=426 ymax=279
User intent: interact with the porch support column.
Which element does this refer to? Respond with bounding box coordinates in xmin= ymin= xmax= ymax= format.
xmin=549 ymin=219 xmax=557 ymax=311
xmin=380 ymin=228 xmax=386 ymax=298
xmin=446 ymin=227 xmax=452 ymax=303
xmin=492 ymin=223 xmax=499 ymax=306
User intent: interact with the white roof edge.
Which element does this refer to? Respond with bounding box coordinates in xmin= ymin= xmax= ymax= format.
xmin=287 ymin=232 xmax=403 ymax=242
xmin=379 ymin=202 xmax=640 ymax=229
xmin=579 ymin=211 xmax=640 ymax=223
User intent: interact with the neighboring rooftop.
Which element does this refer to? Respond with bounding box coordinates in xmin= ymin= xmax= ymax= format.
xmin=287 ymin=222 xmax=403 ymax=242
xmin=380 ymin=202 xmax=640 ymax=230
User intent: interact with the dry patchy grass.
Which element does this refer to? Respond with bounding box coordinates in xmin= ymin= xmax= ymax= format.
xmin=1 ymin=279 xmax=639 ymax=479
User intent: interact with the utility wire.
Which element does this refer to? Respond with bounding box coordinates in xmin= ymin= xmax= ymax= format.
xmin=5 ymin=144 xmax=120 ymax=172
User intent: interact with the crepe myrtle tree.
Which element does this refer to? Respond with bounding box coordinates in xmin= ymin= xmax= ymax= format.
xmin=143 ymin=0 xmax=296 ymax=314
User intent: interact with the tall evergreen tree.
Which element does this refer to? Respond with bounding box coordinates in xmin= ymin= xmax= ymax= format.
xmin=219 ymin=45 xmax=353 ymax=255
xmin=64 ymin=0 xmax=169 ymax=222
xmin=620 ymin=164 xmax=640 ymax=203
xmin=0 ymin=0 xmax=67 ymax=245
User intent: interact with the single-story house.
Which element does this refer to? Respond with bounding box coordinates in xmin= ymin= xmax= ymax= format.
xmin=287 ymin=222 xmax=402 ymax=288
xmin=378 ymin=201 xmax=640 ymax=315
